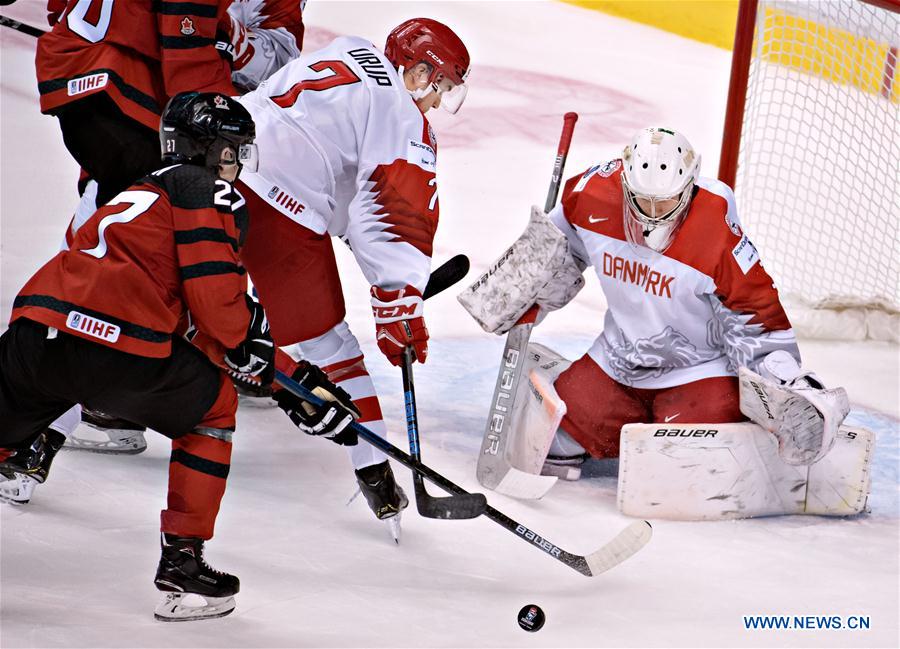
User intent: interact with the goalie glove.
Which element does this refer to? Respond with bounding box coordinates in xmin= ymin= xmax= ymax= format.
xmin=273 ymin=361 xmax=361 ymax=445
xmin=371 ymin=285 xmax=428 ymax=366
xmin=224 ymin=296 xmax=275 ymax=389
xmin=738 ymin=350 xmax=850 ymax=466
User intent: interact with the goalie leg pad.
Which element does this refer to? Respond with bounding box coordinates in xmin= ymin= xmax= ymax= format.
xmin=476 ymin=343 xmax=570 ymax=498
xmin=617 ymin=422 xmax=873 ymax=520
xmin=504 ymin=343 xmax=572 ymax=475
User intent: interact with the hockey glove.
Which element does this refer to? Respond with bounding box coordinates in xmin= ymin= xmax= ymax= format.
xmin=273 ymin=361 xmax=361 ymax=445
xmin=739 ymin=350 xmax=849 ymax=465
xmin=224 ymin=296 xmax=275 ymax=388
xmin=371 ymin=285 xmax=428 ymax=366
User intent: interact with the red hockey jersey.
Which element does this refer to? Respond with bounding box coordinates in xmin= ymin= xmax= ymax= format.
xmin=12 ymin=165 xmax=251 ymax=359
xmin=36 ymin=0 xmax=236 ymax=130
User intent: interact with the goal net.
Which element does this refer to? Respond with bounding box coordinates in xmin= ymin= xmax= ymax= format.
xmin=719 ymin=0 xmax=899 ymax=341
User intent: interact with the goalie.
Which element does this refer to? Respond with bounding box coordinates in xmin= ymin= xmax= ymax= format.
xmin=460 ymin=127 xmax=871 ymax=518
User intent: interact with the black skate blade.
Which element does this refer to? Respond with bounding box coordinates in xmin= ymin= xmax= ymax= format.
xmin=413 ymin=480 xmax=487 ymax=520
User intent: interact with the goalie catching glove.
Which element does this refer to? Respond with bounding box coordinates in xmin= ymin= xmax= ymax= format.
xmin=273 ymin=361 xmax=361 ymax=445
xmin=225 ymin=296 xmax=275 ymax=388
xmin=739 ymin=350 xmax=850 ymax=466
xmin=371 ymin=285 xmax=428 ymax=365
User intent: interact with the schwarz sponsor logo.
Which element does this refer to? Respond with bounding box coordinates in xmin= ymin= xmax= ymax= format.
xmin=407 ymin=139 xmax=436 ymax=171
xmin=484 ymin=348 xmax=521 ymax=456
xmin=67 ymin=73 xmax=109 ymax=97
xmin=347 ymin=48 xmax=392 ymax=86
xmin=653 ymin=428 xmax=719 ymax=437
xmin=515 ymin=524 xmax=562 ymax=558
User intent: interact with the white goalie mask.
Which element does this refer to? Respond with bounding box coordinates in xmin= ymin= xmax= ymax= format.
xmin=621 ymin=127 xmax=701 ymax=252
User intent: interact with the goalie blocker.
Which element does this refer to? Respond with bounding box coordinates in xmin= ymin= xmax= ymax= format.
xmin=618 ymin=422 xmax=873 ymax=520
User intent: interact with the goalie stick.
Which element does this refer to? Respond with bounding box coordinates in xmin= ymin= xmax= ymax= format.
xmin=275 ymin=369 xmax=652 ymax=576
xmin=402 ymin=346 xmax=488 ymax=519
xmin=476 ymin=112 xmax=578 ymax=499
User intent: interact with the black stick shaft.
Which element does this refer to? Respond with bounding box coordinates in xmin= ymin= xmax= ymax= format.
xmin=275 ymin=370 xmax=592 ymax=575
xmin=0 ymin=15 xmax=46 ymax=38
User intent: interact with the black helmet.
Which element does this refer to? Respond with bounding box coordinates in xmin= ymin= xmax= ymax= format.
xmin=160 ymin=91 xmax=257 ymax=174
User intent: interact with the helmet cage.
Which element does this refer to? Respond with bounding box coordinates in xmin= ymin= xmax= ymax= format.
xmin=622 ymin=181 xmax=694 ymax=228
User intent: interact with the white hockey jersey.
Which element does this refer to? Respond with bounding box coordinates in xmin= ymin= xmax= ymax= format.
xmin=237 ymin=36 xmax=439 ymax=294
xmin=548 ymin=160 xmax=800 ymax=389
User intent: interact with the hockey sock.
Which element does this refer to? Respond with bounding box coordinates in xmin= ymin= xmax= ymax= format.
xmin=161 ymin=431 xmax=232 ymax=539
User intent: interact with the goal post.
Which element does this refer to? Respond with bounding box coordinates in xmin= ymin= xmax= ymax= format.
xmin=719 ymin=0 xmax=899 ymax=341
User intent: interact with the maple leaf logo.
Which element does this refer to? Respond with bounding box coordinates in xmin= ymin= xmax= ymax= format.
xmin=180 ymin=17 xmax=195 ymax=36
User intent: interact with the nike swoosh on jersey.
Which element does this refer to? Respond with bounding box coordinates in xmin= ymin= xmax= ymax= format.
xmin=664 ymin=413 xmax=680 ymax=422
xmin=587 ymin=215 xmax=609 ymax=223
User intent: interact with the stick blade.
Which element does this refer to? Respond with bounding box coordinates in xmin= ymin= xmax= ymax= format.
xmin=584 ymin=520 xmax=652 ymax=576
xmin=423 ymin=254 xmax=470 ymax=300
xmin=493 ymin=466 xmax=558 ymax=500
xmin=414 ymin=480 xmax=487 ymax=519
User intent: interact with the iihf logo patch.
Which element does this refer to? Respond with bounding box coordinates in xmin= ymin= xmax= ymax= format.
xmin=268 ymin=186 xmax=279 ymax=199
xmin=598 ymin=159 xmax=621 ymax=177
xmin=180 ymin=17 xmax=195 ymax=36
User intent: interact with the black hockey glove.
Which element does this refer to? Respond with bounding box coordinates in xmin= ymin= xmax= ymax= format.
xmin=224 ymin=296 xmax=275 ymax=388
xmin=273 ymin=361 xmax=361 ymax=446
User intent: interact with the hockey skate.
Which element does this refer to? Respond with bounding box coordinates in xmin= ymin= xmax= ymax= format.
xmin=541 ymin=453 xmax=590 ymax=481
xmin=541 ymin=429 xmax=589 ymax=481
xmin=355 ymin=461 xmax=409 ymax=544
xmin=154 ymin=534 xmax=239 ymax=621
xmin=0 ymin=429 xmax=66 ymax=505
xmin=67 ymin=408 xmax=148 ymax=454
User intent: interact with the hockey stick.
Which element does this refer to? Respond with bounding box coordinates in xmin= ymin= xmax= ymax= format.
xmin=423 ymin=254 xmax=469 ymax=301
xmin=401 ymin=346 xmax=487 ymax=519
xmin=476 ymin=112 xmax=578 ymax=499
xmin=0 ymin=15 xmax=46 ymax=38
xmin=275 ymin=369 xmax=652 ymax=576
xmin=407 ymin=253 xmax=485 ymax=517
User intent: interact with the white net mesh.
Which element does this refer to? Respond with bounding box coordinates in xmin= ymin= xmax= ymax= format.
xmin=735 ymin=0 xmax=899 ymax=340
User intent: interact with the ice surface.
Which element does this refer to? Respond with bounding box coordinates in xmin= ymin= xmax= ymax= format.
xmin=1 ymin=2 xmax=897 ymax=647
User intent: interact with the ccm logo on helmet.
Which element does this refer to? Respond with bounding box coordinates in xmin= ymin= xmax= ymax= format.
xmin=425 ymin=49 xmax=444 ymax=65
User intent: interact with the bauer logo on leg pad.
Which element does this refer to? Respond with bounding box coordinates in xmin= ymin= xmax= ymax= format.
xmin=653 ymin=428 xmax=718 ymax=437
xmin=66 ymin=311 xmax=120 ymax=343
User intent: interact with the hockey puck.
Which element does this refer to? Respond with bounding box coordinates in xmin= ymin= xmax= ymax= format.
xmin=517 ymin=604 xmax=546 ymax=632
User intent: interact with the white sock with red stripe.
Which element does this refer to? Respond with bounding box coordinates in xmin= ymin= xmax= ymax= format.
xmin=283 ymin=322 xmax=388 ymax=470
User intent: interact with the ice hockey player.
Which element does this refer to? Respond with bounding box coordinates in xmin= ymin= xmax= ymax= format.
xmin=0 ymin=93 xmax=349 ymax=621
xmin=463 ymin=127 xmax=861 ymax=514
xmin=35 ymin=0 xmax=306 ymax=453
xmin=233 ymin=18 xmax=471 ymax=536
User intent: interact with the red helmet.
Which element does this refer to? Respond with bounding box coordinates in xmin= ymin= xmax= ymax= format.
xmin=385 ymin=18 xmax=470 ymax=87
